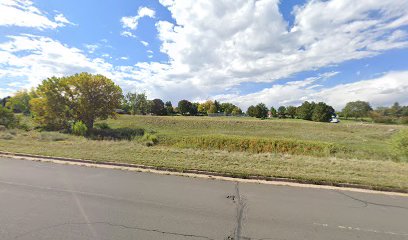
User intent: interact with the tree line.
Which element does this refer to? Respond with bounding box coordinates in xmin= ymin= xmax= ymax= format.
xmin=339 ymin=101 xmax=408 ymax=124
xmin=121 ymin=94 xmax=243 ymax=117
xmin=1 ymin=73 xmax=408 ymax=132
xmin=246 ymin=101 xmax=336 ymax=122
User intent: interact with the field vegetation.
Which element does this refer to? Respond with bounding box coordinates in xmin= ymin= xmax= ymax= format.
xmin=1 ymin=72 xmax=408 ymax=192
xmin=1 ymin=114 xmax=408 ymax=191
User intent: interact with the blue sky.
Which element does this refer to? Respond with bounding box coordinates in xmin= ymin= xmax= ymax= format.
xmin=1 ymin=0 xmax=408 ymax=110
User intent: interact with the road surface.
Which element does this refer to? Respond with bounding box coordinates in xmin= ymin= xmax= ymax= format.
xmin=0 ymin=157 xmax=407 ymax=240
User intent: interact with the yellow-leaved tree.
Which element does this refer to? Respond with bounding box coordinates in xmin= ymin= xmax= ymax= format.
xmin=30 ymin=73 xmax=123 ymax=130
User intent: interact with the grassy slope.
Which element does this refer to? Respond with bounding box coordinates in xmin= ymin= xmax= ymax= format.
xmin=104 ymin=115 xmax=405 ymax=160
xmin=0 ymin=115 xmax=407 ymax=191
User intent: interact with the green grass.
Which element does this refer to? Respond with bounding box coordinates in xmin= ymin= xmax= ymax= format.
xmin=0 ymin=115 xmax=407 ymax=191
xmin=103 ymin=115 xmax=405 ymax=161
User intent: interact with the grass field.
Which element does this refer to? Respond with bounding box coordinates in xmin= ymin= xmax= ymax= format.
xmin=1 ymin=115 xmax=407 ymax=191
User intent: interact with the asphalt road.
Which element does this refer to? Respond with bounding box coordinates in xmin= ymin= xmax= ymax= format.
xmin=0 ymin=157 xmax=407 ymax=240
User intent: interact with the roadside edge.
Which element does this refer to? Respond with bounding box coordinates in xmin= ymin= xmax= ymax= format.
xmin=0 ymin=151 xmax=407 ymax=197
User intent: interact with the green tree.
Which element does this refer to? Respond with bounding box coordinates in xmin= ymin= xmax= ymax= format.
xmin=31 ymin=73 xmax=122 ymax=130
xmin=178 ymin=100 xmax=192 ymax=115
xmin=150 ymin=99 xmax=166 ymax=115
xmin=213 ymin=100 xmax=221 ymax=113
xmin=208 ymin=104 xmax=218 ymax=114
xmin=312 ymin=102 xmax=335 ymax=122
xmin=342 ymin=101 xmax=372 ymax=119
xmin=297 ymin=101 xmax=315 ymax=120
xmin=124 ymin=92 xmax=149 ymax=115
xmin=286 ymin=106 xmax=297 ymax=119
xmin=390 ymin=102 xmax=402 ymax=117
xmin=191 ymin=102 xmax=199 ymax=116
xmin=255 ymin=103 xmax=268 ymax=119
xmin=6 ymin=90 xmax=33 ymax=115
xmin=220 ymin=102 xmax=236 ymax=115
xmin=401 ymin=106 xmax=408 ymax=117
xmin=0 ymin=106 xmax=18 ymax=128
xmin=269 ymin=107 xmax=277 ymax=118
xmin=277 ymin=106 xmax=286 ymax=118
xmin=165 ymin=101 xmax=174 ymax=115
xmin=0 ymin=96 xmax=10 ymax=107
xmin=231 ymin=106 xmax=242 ymax=116
xmin=247 ymin=105 xmax=256 ymax=117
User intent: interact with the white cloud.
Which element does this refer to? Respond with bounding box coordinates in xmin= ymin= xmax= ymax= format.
xmin=120 ymin=6 xmax=155 ymax=30
xmin=0 ymin=34 xmax=167 ymax=99
xmin=138 ymin=7 xmax=155 ymax=18
xmin=54 ymin=13 xmax=74 ymax=26
xmin=0 ymin=0 xmax=74 ymax=29
xmin=152 ymin=0 xmax=408 ymax=89
xmin=140 ymin=40 xmax=149 ymax=46
xmin=2 ymin=0 xmax=408 ymax=109
xmin=84 ymin=44 xmax=99 ymax=53
xmin=311 ymin=71 xmax=408 ymax=109
xmin=217 ymin=71 xmax=408 ymax=111
xmin=120 ymin=31 xmax=136 ymax=38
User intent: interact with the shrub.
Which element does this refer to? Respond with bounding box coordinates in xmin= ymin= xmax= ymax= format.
xmin=391 ymin=129 xmax=408 ymax=161
xmin=88 ymin=127 xmax=144 ymax=141
xmin=39 ymin=132 xmax=68 ymax=141
xmin=0 ymin=125 xmax=6 ymax=131
xmin=141 ymin=133 xmax=159 ymax=146
xmin=171 ymin=135 xmax=348 ymax=157
xmin=0 ymin=107 xmax=19 ymax=128
xmin=72 ymin=121 xmax=88 ymax=136
xmin=94 ymin=122 xmax=111 ymax=129
xmin=370 ymin=112 xmax=397 ymax=124
xmin=0 ymin=133 xmax=14 ymax=140
xmin=398 ymin=117 xmax=408 ymax=125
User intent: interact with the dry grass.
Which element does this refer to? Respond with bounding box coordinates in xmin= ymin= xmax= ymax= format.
xmin=1 ymin=115 xmax=407 ymax=191
xmin=103 ymin=115 xmax=406 ymax=161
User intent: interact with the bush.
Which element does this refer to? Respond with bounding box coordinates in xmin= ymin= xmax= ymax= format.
xmin=370 ymin=112 xmax=396 ymax=124
xmin=88 ymin=127 xmax=144 ymax=141
xmin=0 ymin=107 xmax=19 ymax=128
xmin=72 ymin=121 xmax=88 ymax=136
xmin=398 ymin=117 xmax=408 ymax=125
xmin=39 ymin=132 xmax=68 ymax=141
xmin=391 ymin=129 xmax=408 ymax=161
xmin=0 ymin=125 xmax=6 ymax=131
xmin=94 ymin=122 xmax=111 ymax=129
xmin=0 ymin=133 xmax=14 ymax=140
xmin=171 ymin=135 xmax=348 ymax=157
xmin=141 ymin=133 xmax=159 ymax=146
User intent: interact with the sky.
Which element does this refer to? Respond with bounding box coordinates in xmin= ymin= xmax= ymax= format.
xmin=0 ymin=0 xmax=408 ymax=110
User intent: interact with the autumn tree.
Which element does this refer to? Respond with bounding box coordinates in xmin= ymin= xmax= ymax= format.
xmin=31 ymin=73 xmax=122 ymax=130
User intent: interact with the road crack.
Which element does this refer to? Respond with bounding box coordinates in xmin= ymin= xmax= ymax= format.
xmin=226 ymin=182 xmax=247 ymax=240
xmin=335 ymin=191 xmax=408 ymax=210
xmin=12 ymin=221 xmax=216 ymax=240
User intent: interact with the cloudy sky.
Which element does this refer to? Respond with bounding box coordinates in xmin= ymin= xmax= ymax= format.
xmin=1 ymin=0 xmax=408 ymax=110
